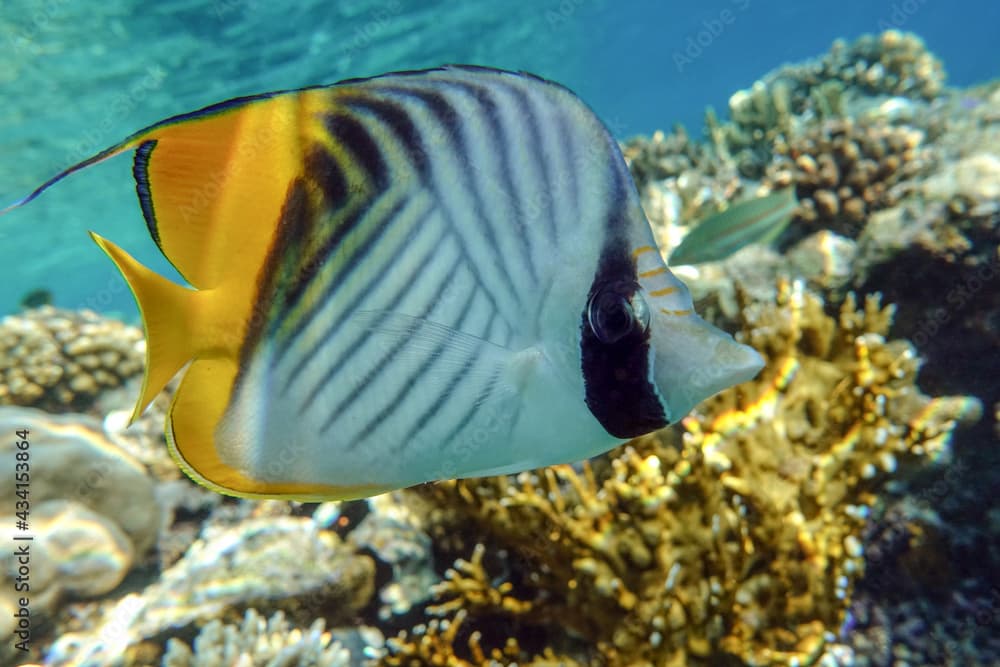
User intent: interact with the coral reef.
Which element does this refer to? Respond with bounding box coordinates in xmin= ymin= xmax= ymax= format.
xmin=0 ymin=500 xmax=134 ymax=638
xmin=702 ymin=30 xmax=942 ymax=179
xmin=100 ymin=378 xmax=182 ymax=483
xmin=622 ymin=126 xmax=746 ymax=254
xmin=380 ymin=279 xmax=979 ymax=666
xmin=627 ymin=32 xmax=947 ymax=287
xmin=44 ymin=515 xmax=375 ymax=666
xmin=819 ymin=30 xmax=945 ymax=100
xmin=381 ymin=606 xmax=576 ymax=667
xmin=0 ymin=406 xmax=159 ymax=554
xmin=346 ymin=493 xmax=439 ymax=621
xmin=768 ymin=118 xmax=931 ymax=239
xmin=0 ymin=306 xmax=143 ymax=413
xmin=162 ymin=609 xmax=351 ymax=667
xmin=840 ymin=494 xmax=1000 ymax=666
xmin=8 ymin=29 xmax=997 ymax=667
xmin=0 ymin=406 xmax=159 ymax=652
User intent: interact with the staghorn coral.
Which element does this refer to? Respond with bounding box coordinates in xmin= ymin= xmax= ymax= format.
xmin=769 ymin=118 xmax=932 ymax=240
xmin=161 ymin=608 xmax=351 ymax=667
xmin=382 ymin=607 xmax=578 ymax=667
xmin=384 ymin=279 xmax=979 ymax=667
xmin=0 ymin=306 xmax=144 ymax=413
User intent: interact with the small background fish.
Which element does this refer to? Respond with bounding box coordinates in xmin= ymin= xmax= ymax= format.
xmin=668 ymin=187 xmax=798 ymax=265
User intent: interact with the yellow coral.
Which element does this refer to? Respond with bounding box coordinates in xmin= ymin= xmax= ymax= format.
xmin=382 ymin=607 xmax=577 ymax=667
xmin=388 ymin=279 xmax=979 ymax=667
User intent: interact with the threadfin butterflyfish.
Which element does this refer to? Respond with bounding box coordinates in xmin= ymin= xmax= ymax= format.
xmin=1 ymin=66 xmax=764 ymax=500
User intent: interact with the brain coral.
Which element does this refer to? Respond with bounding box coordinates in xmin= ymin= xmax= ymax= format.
xmin=0 ymin=306 xmax=143 ymax=413
xmin=382 ymin=279 xmax=980 ymax=667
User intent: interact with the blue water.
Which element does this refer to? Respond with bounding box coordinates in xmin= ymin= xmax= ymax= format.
xmin=0 ymin=0 xmax=996 ymax=316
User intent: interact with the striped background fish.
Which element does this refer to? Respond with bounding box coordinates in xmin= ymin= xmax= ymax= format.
xmin=1 ymin=66 xmax=763 ymax=499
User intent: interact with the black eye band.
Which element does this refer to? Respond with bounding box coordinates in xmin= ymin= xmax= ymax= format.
xmin=580 ymin=244 xmax=667 ymax=438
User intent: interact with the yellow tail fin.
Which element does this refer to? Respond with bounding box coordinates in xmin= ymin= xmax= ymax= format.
xmin=90 ymin=232 xmax=197 ymax=424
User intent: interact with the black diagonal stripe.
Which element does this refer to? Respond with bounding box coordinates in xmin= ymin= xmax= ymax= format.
xmin=555 ymin=112 xmax=580 ymax=234
xmin=314 ymin=250 xmax=464 ymax=432
xmin=436 ymin=361 xmax=514 ymax=453
xmin=439 ymin=79 xmax=539 ymax=285
xmin=267 ymin=147 xmax=353 ymax=339
xmin=500 ymin=81 xmax=558 ymax=246
xmin=238 ymin=178 xmax=314 ymax=377
xmin=271 ymin=110 xmax=393 ymax=359
xmin=394 ymin=306 xmax=496 ymax=454
xmin=307 ymin=145 xmax=348 ymax=205
xmin=323 ymin=111 xmax=388 ymax=190
xmin=278 ymin=195 xmax=418 ymax=393
xmin=270 ymin=190 xmax=388 ymax=367
xmin=436 ymin=313 xmax=515 ymax=451
xmin=342 ymin=96 xmax=430 ymax=178
xmin=348 ymin=278 xmax=479 ymax=449
xmin=369 ymin=84 xmax=526 ymax=310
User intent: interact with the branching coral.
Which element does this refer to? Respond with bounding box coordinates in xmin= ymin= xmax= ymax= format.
xmin=820 ymin=31 xmax=945 ymax=100
xmin=702 ymin=30 xmax=943 ymax=179
xmin=382 ymin=607 xmax=576 ymax=667
xmin=162 ymin=609 xmax=351 ymax=667
xmin=384 ymin=279 xmax=979 ymax=667
xmin=622 ymin=126 xmax=733 ymax=186
xmin=0 ymin=306 xmax=143 ymax=412
xmin=769 ymin=118 xmax=932 ymax=239
xmin=45 ymin=517 xmax=375 ymax=667
xmin=622 ymin=128 xmax=746 ymax=254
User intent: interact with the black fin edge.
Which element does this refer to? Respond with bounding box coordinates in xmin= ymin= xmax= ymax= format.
xmin=132 ymin=140 xmax=161 ymax=251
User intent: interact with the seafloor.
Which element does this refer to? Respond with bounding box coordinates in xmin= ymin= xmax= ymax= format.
xmin=1 ymin=30 xmax=997 ymax=667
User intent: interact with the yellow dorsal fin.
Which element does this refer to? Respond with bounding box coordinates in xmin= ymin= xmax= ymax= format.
xmin=90 ymin=232 xmax=200 ymax=423
xmin=3 ymin=91 xmax=309 ymax=289
xmin=126 ymin=94 xmax=306 ymax=288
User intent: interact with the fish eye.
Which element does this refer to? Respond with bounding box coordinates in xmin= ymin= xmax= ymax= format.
xmin=588 ymin=283 xmax=647 ymax=344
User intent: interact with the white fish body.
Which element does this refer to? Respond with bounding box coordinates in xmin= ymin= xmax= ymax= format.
xmin=1 ymin=66 xmax=763 ymax=499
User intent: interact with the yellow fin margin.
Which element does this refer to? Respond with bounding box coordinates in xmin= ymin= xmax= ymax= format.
xmin=167 ymin=359 xmax=395 ymax=501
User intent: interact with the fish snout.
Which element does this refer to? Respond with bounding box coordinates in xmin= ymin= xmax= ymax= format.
xmin=650 ymin=314 xmax=764 ymax=422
